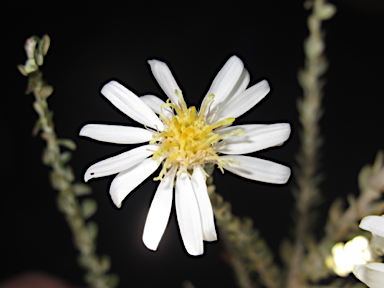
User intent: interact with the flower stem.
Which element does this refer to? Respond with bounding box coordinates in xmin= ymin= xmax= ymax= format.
xmin=208 ymin=181 xmax=281 ymax=288
xmin=286 ymin=1 xmax=336 ymax=287
xmin=19 ymin=35 xmax=118 ymax=288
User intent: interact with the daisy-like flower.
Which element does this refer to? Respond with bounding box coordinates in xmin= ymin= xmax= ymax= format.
xmin=80 ymin=55 xmax=291 ymax=255
xmin=353 ymin=215 xmax=384 ymax=288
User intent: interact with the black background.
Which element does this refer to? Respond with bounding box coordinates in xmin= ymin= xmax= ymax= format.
xmin=2 ymin=1 xmax=384 ymax=287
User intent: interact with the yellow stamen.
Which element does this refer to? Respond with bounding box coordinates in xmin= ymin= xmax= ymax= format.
xmin=218 ymin=128 xmax=245 ymax=139
xmin=151 ymin=93 xmax=243 ymax=180
xmin=189 ymin=106 xmax=196 ymax=122
xmin=197 ymin=93 xmax=214 ymax=122
xmin=175 ymin=89 xmax=188 ymax=113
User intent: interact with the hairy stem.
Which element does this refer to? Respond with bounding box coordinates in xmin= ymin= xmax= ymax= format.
xmin=209 ymin=183 xmax=282 ymax=288
xmin=286 ymin=1 xmax=335 ymax=287
xmin=19 ymin=35 xmax=118 ymax=288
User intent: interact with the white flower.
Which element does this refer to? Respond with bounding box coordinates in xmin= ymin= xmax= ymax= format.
xmin=80 ymin=55 xmax=291 ymax=256
xmin=326 ymin=236 xmax=372 ymax=277
xmin=352 ymin=215 xmax=384 ymax=287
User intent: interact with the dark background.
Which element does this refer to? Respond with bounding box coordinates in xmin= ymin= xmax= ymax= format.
xmin=2 ymin=1 xmax=384 ymax=287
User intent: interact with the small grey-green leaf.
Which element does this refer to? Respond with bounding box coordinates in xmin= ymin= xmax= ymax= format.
xmin=59 ymin=151 xmax=72 ymax=165
xmin=57 ymin=139 xmax=77 ymax=150
xmin=62 ymin=166 xmax=75 ymax=182
xmin=57 ymin=190 xmax=77 ymax=215
xmin=25 ymin=36 xmax=38 ymax=59
xmin=46 ymin=111 xmax=54 ymax=121
xmin=46 ymin=111 xmax=54 ymax=127
xmin=32 ymin=119 xmax=42 ymax=136
xmin=81 ymin=198 xmax=97 ymax=219
xmin=316 ymin=58 xmax=329 ymax=76
xmin=39 ymin=34 xmax=51 ymax=56
xmin=358 ymin=165 xmax=372 ymax=192
xmin=305 ymin=37 xmax=324 ymax=59
xmin=35 ymin=52 xmax=44 ymax=66
xmin=78 ymin=253 xmax=93 ymax=270
xmin=33 ymin=101 xmax=44 ymax=116
xmin=38 ymin=85 xmax=54 ymax=99
xmin=41 ymin=131 xmax=54 ymax=142
xmin=73 ymin=183 xmax=92 ymax=196
xmin=50 ymin=171 xmax=69 ymax=191
xmin=57 ymin=192 xmax=69 ymax=213
xmin=297 ymin=69 xmax=312 ymax=89
xmin=24 ymin=59 xmax=38 ymax=74
xmin=17 ymin=65 xmax=28 ymax=76
xmin=86 ymin=221 xmax=98 ymax=240
xmin=42 ymin=147 xmax=56 ymax=165
xmin=100 ymin=255 xmax=111 ymax=273
xmin=315 ymin=3 xmax=336 ymax=20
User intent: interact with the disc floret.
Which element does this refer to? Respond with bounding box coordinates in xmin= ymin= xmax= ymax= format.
xmin=150 ymin=90 xmax=240 ymax=180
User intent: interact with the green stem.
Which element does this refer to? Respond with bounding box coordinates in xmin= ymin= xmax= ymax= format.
xmin=20 ymin=35 xmax=118 ymax=288
xmin=286 ymin=1 xmax=335 ymax=287
xmin=208 ymin=182 xmax=281 ymax=288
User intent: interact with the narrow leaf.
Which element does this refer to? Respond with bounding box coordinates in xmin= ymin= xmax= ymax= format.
xmin=73 ymin=183 xmax=92 ymax=196
xmin=81 ymin=198 xmax=97 ymax=219
xmin=57 ymin=139 xmax=77 ymax=150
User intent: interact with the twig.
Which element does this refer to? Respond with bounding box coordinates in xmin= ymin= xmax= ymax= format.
xmin=19 ymin=35 xmax=118 ymax=288
xmin=286 ymin=1 xmax=336 ymax=287
xmin=208 ymin=182 xmax=281 ymax=288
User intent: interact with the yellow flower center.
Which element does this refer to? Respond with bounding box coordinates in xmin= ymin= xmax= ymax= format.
xmin=150 ymin=89 xmax=243 ymax=181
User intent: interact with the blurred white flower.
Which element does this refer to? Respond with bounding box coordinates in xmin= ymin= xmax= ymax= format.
xmin=326 ymin=236 xmax=372 ymax=277
xmin=80 ymin=55 xmax=291 ymax=255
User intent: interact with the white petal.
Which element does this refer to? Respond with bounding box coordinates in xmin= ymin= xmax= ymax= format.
xmin=372 ymin=234 xmax=384 ymax=255
xmin=79 ymin=124 xmax=155 ymax=144
xmin=201 ymin=55 xmax=244 ymax=113
xmin=220 ymin=68 xmax=250 ymax=104
xmin=215 ymin=79 xmax=270 ymax=123
xmin=101 ymin=81 xmax=164 ymax=131
xmin=353 ymin=263 xmax=384 ymax=288
xmin=140 ymin=95 xmax=173 ymax=118
xmin=216 ymin=123 xmax=291 ymax=155
xmin=222 ymin=155 xmax=291 ymax=184
xmin=175 ymin=173 xmax=204 ymax=256
xmin=109 ymin=157 xmax=160 ymax=208
xmin=139 ymin=95 xmax=165 ymax=113
xmin=84 ymin=144 xmax=158 ymax=182
xmin=142 ymin=167 xmax=177 ymax=251
xmin=360 ymin=215 xmax=384 ymax=238
xmin=148 ymin=60 xmax=181 ymax=105
xmin=191 ymin=167 xmax=217 ymax=241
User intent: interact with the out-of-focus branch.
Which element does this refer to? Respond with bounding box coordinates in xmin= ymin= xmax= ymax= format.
xmin=208 ymin=181 xmax=281 ymax=288
xmin=18 ymin=35 xmax=118 ymax=288
xmin=285 ymin=1 xmax=336 ymax=287
xmin=305 ymin=151 xmax=384 ymax=282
